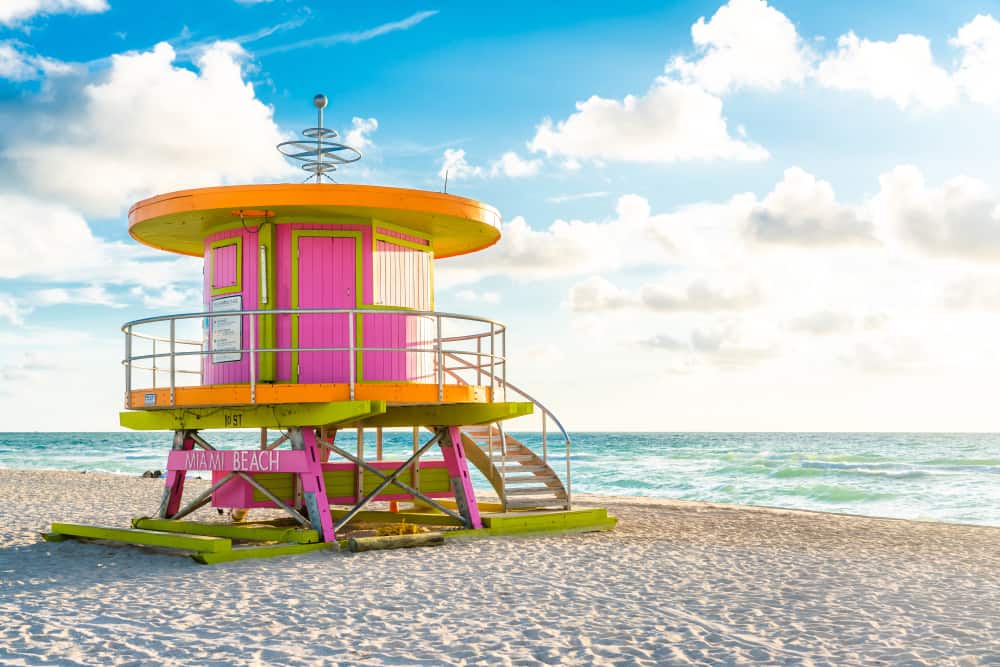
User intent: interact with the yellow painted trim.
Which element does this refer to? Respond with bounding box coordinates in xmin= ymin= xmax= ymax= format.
xmin=209 ymin=236 xmax=242 ymax=296
xmin=373 ymin=218 xmax=433 ymax=244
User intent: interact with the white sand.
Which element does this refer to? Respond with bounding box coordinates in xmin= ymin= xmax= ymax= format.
xmin=0 ymin=469 xmax=997 ymax=666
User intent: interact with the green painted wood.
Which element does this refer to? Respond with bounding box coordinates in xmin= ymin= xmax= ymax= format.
xmin=192 ymin=541 xmax=334 ymax=564
xmin=328 ymin=508 xmax=463 ymax=527
xmin=41 ymin=532 xmax=67 ymax=542
xmin=50 ymin=523 xmax=232 ymax=553
xmin=132 ymin=518 xmax=319 ymax=544
xmin=358 ymin=402 xmax=533 ymax=428
xmin=119 ymin=400 xmax=387 ymax=430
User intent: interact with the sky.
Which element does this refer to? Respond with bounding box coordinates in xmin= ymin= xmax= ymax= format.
xmin=4 ymin=0 xmax=1000 ymax=431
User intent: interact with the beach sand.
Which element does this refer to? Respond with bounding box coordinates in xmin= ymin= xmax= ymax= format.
xmin=0 ymin=469 xmax=997 ymax=666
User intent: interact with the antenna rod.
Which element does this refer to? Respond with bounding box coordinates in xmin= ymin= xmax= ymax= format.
xmin=314 ymin=93 xmax=326 ymax=184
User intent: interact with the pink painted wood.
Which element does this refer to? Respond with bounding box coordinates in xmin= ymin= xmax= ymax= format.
xmin=162 ymin=433 xmax=195 ymax=517
xmin=167 ymin=449 xmax=311 ymax=473
xmin=276 ymin=224 xmax=373 ymax=381
xmin=209 ymin=460 xmax=453 ymax=508
xmin=440 ymin=426 xmax=482 ymax=529
xmin=212 ymin=243 xmax=238 ymax=288
xmin=299 ymin=428 xmax=336 ymax=542
xmin=202 ymin=228 xmax=260 ymax=385
xmin=297 ymin=235 xmax=355 ymax=383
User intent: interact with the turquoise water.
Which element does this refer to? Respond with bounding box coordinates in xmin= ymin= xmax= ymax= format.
xmin=1 ymin=431 xmax=998 ymax=526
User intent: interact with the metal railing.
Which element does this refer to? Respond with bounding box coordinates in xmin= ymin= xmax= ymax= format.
xmin=443 ymin=351 xmax=572 ymax=508
xmin=122 ymin=308 xmax=507 ymax=407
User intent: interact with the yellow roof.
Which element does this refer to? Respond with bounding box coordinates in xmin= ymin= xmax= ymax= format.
xmin=128 ymin=183 xmax=502 ymax=258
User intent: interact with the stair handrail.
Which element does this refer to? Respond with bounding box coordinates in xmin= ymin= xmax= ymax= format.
xmin=442 ymin=351 xmax=572 ymax=508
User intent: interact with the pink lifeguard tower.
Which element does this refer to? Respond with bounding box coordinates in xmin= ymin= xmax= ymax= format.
xmin=45 ymin=96 xmax=614 ymax=562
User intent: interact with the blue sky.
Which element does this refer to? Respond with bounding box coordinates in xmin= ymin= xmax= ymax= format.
xmin=5 ymin=0 xmax=1000 ymax=430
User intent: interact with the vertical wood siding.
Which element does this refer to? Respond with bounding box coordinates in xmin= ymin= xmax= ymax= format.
xmin=201 ymin=228 xmax=259 ymax=385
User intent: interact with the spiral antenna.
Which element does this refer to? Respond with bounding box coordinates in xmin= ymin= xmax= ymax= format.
xmin=277 ymin=93 xmax=362 ymax=183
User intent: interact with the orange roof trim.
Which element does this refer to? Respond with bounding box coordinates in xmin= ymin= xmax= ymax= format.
xmin=128 ymin=183 xmax=502 ymax=259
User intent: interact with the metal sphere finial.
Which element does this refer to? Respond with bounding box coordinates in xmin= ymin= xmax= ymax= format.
xmin=313 ymin=93 xmax=328 ymax=110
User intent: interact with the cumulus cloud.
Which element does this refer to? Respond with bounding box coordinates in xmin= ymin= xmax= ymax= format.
xmin=873 ymin=165 xmax=1000 ymax=260
xmin=5 ymin=41 xmax=294 ymax=218
xmin=641 ymin=322 xmax=779 ymax=370
xmin=0 ymin=293 xmax=25 ymax=325
xmin=0 ymin=0 xmax=107 ymax=26
xmin=951 ymin=14 xmax=1000 ymax=109
xmin=788 ymin=310 xmax=855 ymax=336
xmin=567 ymin=275 xmax=760 ymax=313
xmin=843 ymin=336 xmax=925 ymax=374
xmin=33 ymin=284 xmax=123 ymax=308
xmin=0 ymin=41 xmax=75 ymax=80
xmin=941 ymin=274 xmax=1000 ymax=310
xmin=669 ymin=0 xmax=812 ymax=94
xmin=815 ymin=32 xmax=957 ymax=110
xmin=489 ymin=151 xmax=542 ymax=178
xmin=746 ymin=167 xmax=874 ymax=245
xmin=0 ymin=194 xmax=199 ymax=286
xmin=528 ymin=78 xmax=768 ymax=163
xmin=344 ymin=116 xmax=378 ymax=152
xmin=438 ymin=148 xmax=483 ymax=180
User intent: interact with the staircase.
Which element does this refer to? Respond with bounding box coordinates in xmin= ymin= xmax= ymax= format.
xmin=459 ymin=423 xmax=569 ymax=510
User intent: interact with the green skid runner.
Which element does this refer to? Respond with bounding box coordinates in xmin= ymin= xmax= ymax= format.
xmin=43 ymin=509 xmax=617 ymax=564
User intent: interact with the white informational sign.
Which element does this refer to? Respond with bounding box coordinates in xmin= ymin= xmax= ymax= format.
xmin=211 ymin=295 xmax=242 ymax=364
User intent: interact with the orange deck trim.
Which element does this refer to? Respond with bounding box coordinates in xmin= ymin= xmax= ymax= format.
xmin=127 ymin=183 xmax=502 ymax=259
xmin=128 ymin=383 xmax=492 ymax=410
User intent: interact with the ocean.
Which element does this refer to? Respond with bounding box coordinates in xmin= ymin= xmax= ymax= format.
xmin=1 ymin=431 xmax=997 ymax=527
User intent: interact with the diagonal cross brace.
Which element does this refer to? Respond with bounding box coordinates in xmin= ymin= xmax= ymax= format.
xmin=322 ymin=437 xmax=465 ymax=525
xmin=329 ymin=431 xmax=464 ymax=532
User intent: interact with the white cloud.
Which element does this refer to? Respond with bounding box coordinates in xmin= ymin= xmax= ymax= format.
xmin=344 ymin=116 xmax=378 ymax=152
xmin=788 ymin=310 xmax=855 ymax=336
xmin=6 ymin=41 xmax=294 ymax=218
xmin=669 ymin=0 xmax=812 ymax=94
xmin=438 ymin=148 xmax=483 ymax=180
xmin=746 ymin=167 xmax=874 ymax=245
xmin=33 ymin=284 xmax=123 ymax=308
xmin=640 ymin=322 xmax=779 ymax=371
xmin=528 ymin=78 xmax=768 ymax=163
xmin=0 ymin=0 xmax=108 ymax=26
xmin=843 ymin=336 xmax=925 ymax=374
xmin=873 ymin=165 xmax=1000 ymax=260
xmin=951 ymin=14 xmax=1000 ymax=109
xmin=567 ymin=275 xmax=760 ymax=313
xmin=0 ymin=293 xmax=26 ymax=325
xmin=454 ymin=289 xmax=501 ymax=305
xmin=0 ymin=194 xmax=199 ymax=286
xmin=815 ymin=32 xmax=956 ymax=110
xmin=941 ymin=273 xmax=1000 ymax=310
xmin=546 ymin=191 xmax=609 ymax=204
xmin=489 ymin=151 xmax=542 ymax=178
xmin=0 ymin=40 xmax=75 ymax=80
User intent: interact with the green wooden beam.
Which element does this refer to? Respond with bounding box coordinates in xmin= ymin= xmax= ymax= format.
xmin=356 ymin=402 xmax=533 ymax=428
xmin=132 ymin=518 xmax=319 ymax=544
xmin=49 ymin=523 xmax=232 ymax=553
xmin=191 ymin=541 xmax=334 ymax=564
xmin=328 ymin=508 xmax=464 ymax=527
xmin=119 ymin=400 xmax=387 ymax=430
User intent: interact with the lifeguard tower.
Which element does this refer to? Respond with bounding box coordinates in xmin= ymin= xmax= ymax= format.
xmin=45 ymin=95 xmax=614 ymax=562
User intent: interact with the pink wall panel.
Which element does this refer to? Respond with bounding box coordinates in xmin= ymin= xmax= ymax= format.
xmin=212 ymin=243 xmax=238 ymax=288
xmin=201 ymin=228 xmax=259 ymax=385
xmin=297 ymin=236 xmax=355 ymax=383
xmin=276 ymin=223 xmax=372 ymax=381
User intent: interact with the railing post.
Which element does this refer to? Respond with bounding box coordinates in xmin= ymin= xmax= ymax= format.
xmin=124 ymin=325 xmax=132 ymax=409
xmin=169 ymin=319 xmax=176 ymax=407
xmin=566 ymin=437 xmax=572 ymax=509
xmin=542 ymin=411 xmax=548 ymax=463
xmin=348 ymin=312 xmax=356 ymax=400
xmin=501 ymin=327 xmax=507 ymax=402
xmin=151 ymin=339 xmax=157 ymax=389
xmin=476 ymin=336 xmax=482 ymax=387
xmin=436 ymin=315 xmax=443 ymax=402
xmin=489 ymin=322 xmax=495 ymax=403
xmin=248 ymin=312 xmax=256 ymax=404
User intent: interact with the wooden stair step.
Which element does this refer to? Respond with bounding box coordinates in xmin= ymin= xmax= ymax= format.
xmin=490 ymin=454 xmax=535 ymax=462
xmin=497 ymin=464 xmax=549 ymax=473
xmin=50 ymin=523 xmax=232 ymax=553
xmin=504 ymin=487 xmax=567 ymax=497
xmin=505 ymin=498 xmax=570 ymax=509
xmin=502 ymin=474 xmax=558 ymax=484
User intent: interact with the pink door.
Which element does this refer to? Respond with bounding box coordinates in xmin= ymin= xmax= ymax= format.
xmin=297 ymin=236 xmax=356 ymax=383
